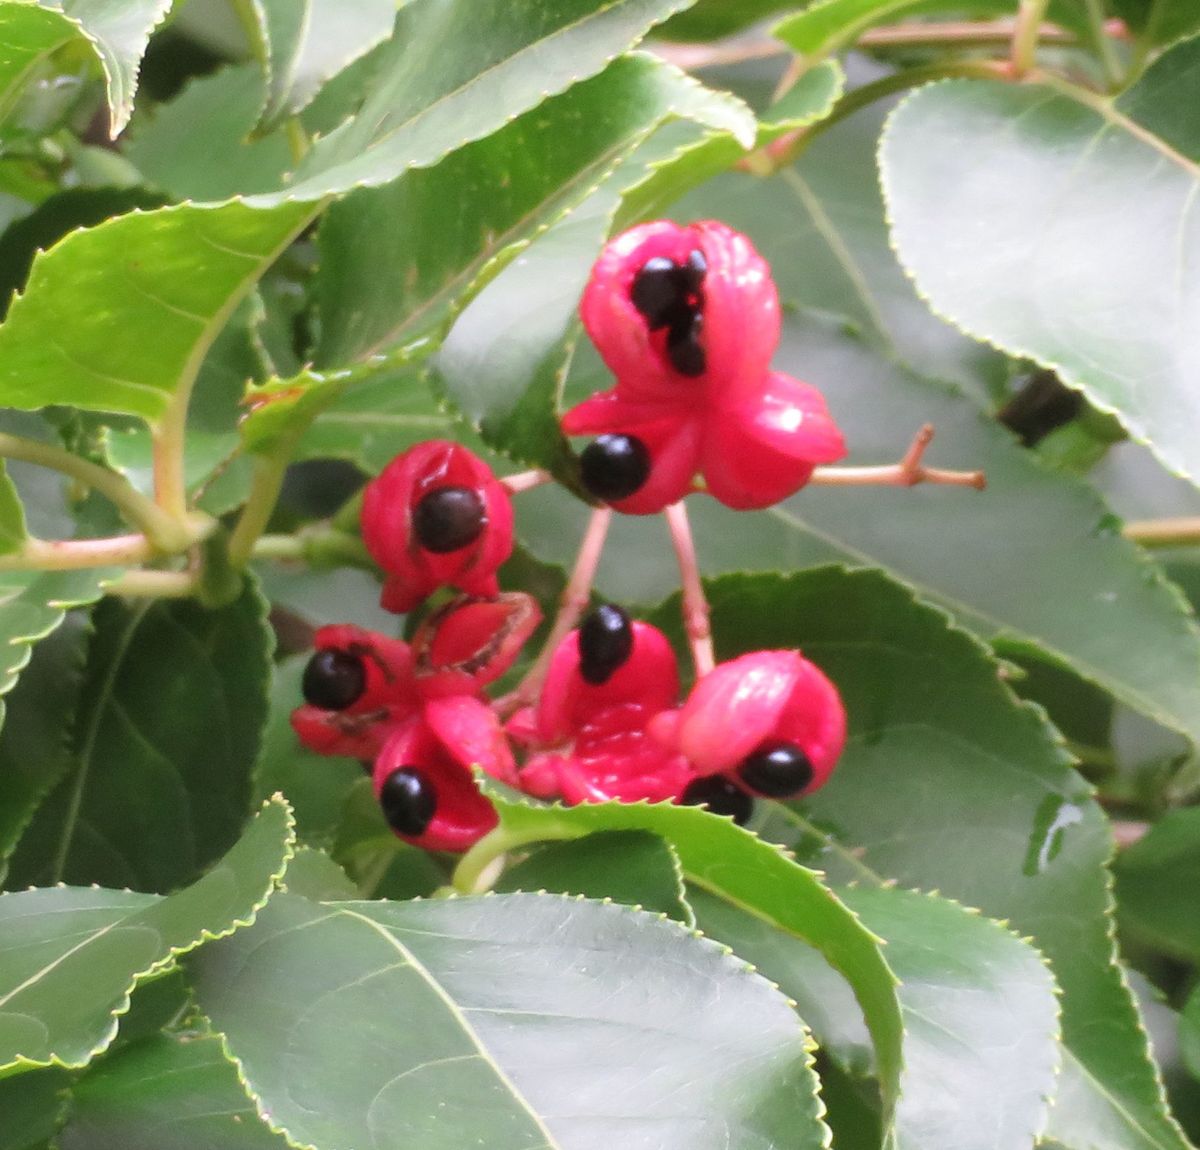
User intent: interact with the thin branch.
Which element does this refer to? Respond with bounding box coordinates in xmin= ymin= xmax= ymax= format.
xmin=810 ymin=425 xmax=986 ymax=490
xmin=500 ymin=469 xmax=553 ymax=495
xmin=1123 ymin=517 xmax=1200 ymax=549
xmin=0 ymin=431 xmax=191 ymax=550
xmin=104 ymin=569 xmax=199 ymax=598
xmin=498 ymin=506 xmax=613 ymax=712
xmin=664 ymin=501 xmax=714 ymax=679
xmin=0 ymin=534 xmax=155 ymax=571
xmin=1011 ymin=0 xmax=1052 ymax=76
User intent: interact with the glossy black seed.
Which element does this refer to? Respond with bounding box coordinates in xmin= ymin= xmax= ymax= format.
xmin=578 ymin=604 xmax=634 ymax=685
xmin=681 ymin=248 xmax=707 ymax=291
xmin=680 ymin=776 xmax=754 ymax=825
xmin=739 ymin=740 xmax=814 ymax=798
xmin=302 ymin=649 xmax=366 ymax=711
xmin=580 ymin=434 xmax=651 ymax=502
xmin=380 ymin=767 xmax=437 ymax=836
xmin=666 ymin=310 xmax=705 ymax=376
xmin=630 ymin=256 xmax=682 ymax=329
xmin=413 ymin=485 xmax=486 ymax=553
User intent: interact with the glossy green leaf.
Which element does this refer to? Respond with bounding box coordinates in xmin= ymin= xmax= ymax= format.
xmin=0 ymin=568 xmax=108 ymax=727
xmin=6 ymin=579 xmax=274 ymax=892
xmin=0 ymin=462 xmax=25 ymax=554
xmin=124 ymin=65 xmax=293 ymax=202
xmin=482 ymin=788 xmax=904 ymax=1117
xmin=0 ymin=200 xmax=311 ymax=424
xmin=279 ymin=0 xmax=703 ymax=200
xmin=657 ymin=0 xmax=798 ymax=40
xmin=0 ymin=5 xmax=80 ymax=130
xmin=693 ymin=884 xmax=1061 ymax=1150
xmin=59 ymin=1033 xmax=289 ymax=1150
xmin=881 ymin=37 xmax=1200 ymax=488
xmin=0 ymin=615 xmax=86 ymax=880
xmin=41 ymin=0 xmax=173 ymax=135
xmin=316 ymin=52 xmax=753 ymax=367
xmin=0 ymin=1065 xmax=71 ymax=1150
xmin=278 ymin=845 xmax=358 ymax=901
xmin=0 ymin=796 xmax=292 ymax=1072
xmin=255 ymin=0 xmax=395 ymax=127
xmin=190 ymin=891 xmax=828 ymax=1150
xmin=1115 ymin=806 xmax=1200 ymax=962
xmin=683 ymin=567 xmax=1185 ymax=1150
xmin=496 ymin=830 xmax=692 ymax=923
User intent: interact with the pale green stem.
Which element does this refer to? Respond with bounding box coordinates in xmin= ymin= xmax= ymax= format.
xmin=253 ymin=526 xmax=374 ymax=569
xmin=1123 ymin=517 xmax=1200 ymax=549
xmin=452 ymin=820 xmax=587 ymax=894
xmin=286 ymin=118 xmax=310 ymax=166
xmin=1011 ymin=0 xmax=1052 ymax=76
xmin=104 ymin=569 xmax=199 ymax=598
xmin=152 ymin=396 xmax=191 ymax=525
xmin=0 ymin=534 xmax=154 ymax=571
xmin=228 ymin=454 xmax=289 ymax=568
xmin=1082 ymin=0 xmax=1124 ymax=87
xmin=0 ymin=432 xmax=190 ymax=550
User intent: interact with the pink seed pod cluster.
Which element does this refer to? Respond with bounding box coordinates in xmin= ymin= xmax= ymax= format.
xmin=294 ymin=220 xmax=851 ymax=853
xmin=563 ymin=220 xmax=847 ymax=513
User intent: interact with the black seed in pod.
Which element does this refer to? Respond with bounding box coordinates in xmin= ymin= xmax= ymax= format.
xmin=739 ymin=740 xmax=814 ymax=798
xmin=413 ymin=485 xmax=486 ymax=553
xmin=630 ymin=256 xmax=682 ymax=329
xmin=680 ymin=776 xmax=754 ymax=825
xmin=579 ymin=434 xmax=650 ymax=502
xmin=578 ymin=604 xmax=634 ymax=685
xmin=302 ymin=649 xmax=366 ymax=711
xmin=680 ymin=248 xmax=707 ymax=291
xmin=380 ymin=767 xmax=437 ymax=836
xmin=666 ymin=310 xmax=705 ymax=377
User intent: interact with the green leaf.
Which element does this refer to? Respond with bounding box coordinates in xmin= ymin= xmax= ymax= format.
xmin=316 ymin=52 xmax=753 ymax=367
xmin=58 ymin=1033 xmax=289 ymax=1150
xmin=6 ymin=578 xmax=274 ymax=892
xmin=41 ymin=0 xmax=174 ymax=135
xmin=0 ymin=795 xmax=293 ymax=1072
xmin=0 ymin=1065 xmax=71 ymax=1150
xmin=124 ymin=65 xmax=293 ymax=202
xmin=0 ymin=614 xmax=86 ymax=880
xmin=693 ymin=885 xmax=1061 ymax=1150
xmin=280 ymin=0 xmax=705 ymax=200
xmin=0 ymin=567 xmax=108 ymax=725
xmin=1115 ymin=807 xmax=1200 ymax=962
xmin=255 ymin=0 xmax=395 ymax=128
xmin=1113 ymin=0 xmax=1200 ymax=56
xmin=496 ymin=830 xmax=693 ymax=923
xmin=880 ymin=37 xmax=1200 ymax=489
xmin=481 ymin=789 xmax=904 ymax=1118
xmin=656 ymin=0 xmax=798 ymax=40
xmin=0 ymin=200 xmax=312 ymax=423
xmin=189 ymin=890 xmax=828 ymax=1150
xmin=529 ymin=308 xmax=1200 ymax=746
xmin=687 ymin=567 xmax=1186 ymax=1150
xmin=0 ymin=5 xmax=81 ymax=130
xmin=278 ymin=845 xmax=358 ymax=901
xmin=0 ymin=462 xmax=25 ymax=554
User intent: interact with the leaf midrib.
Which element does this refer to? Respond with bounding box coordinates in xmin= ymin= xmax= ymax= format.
xmin=339 ymin=907 xmax=563 ymax=1150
